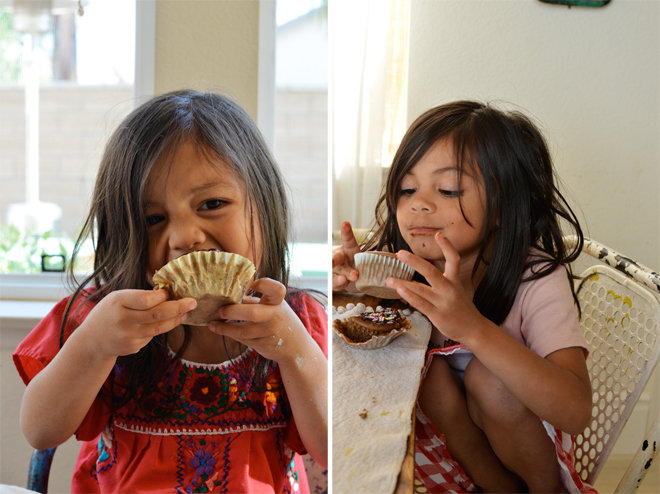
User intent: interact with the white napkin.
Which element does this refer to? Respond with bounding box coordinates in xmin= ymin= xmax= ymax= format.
xmin=332 ymin=304 xmax=432 ymax=494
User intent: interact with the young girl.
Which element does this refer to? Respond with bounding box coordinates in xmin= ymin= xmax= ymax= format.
xmin=333 ymin=101 xmax=595 ymax=493
xmin=14 ymin=90 xmax=328 ymax=493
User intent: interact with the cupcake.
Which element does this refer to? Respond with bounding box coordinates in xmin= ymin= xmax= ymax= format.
xmin=333 ymin=307 xmax=411 ymax=349
xmin=354 ymin=252 xmax=414 ymax=299
xmin=152 ymin=251 xmax=255 ymax=326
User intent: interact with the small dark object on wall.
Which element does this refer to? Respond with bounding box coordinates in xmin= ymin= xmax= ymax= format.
xmin=538 ymin=0 xmax=611 ymax=7
xmin=41 ymin=254 xmax=66 ymax=272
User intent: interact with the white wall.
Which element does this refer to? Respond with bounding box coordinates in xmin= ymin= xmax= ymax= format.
xmin=408 ymin=0 xmax=659 ymax=271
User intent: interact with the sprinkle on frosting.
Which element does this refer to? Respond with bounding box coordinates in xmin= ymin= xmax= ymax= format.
xmin=359 ymin=308 xmax=399 ymax=324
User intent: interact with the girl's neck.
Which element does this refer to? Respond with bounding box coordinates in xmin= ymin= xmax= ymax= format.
xmin=168 ymin=325 xmax=246 ymax=365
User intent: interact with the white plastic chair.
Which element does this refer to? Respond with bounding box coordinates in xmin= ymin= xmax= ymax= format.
xmin=565 ymin=236 xmax=660 ymax=492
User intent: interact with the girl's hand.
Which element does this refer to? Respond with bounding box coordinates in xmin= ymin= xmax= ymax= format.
xmin=332 ymin=221 xmax=361 ymax=292
xmin=208 ymin=278 xmax=314 ymax=364
xmin=79 ymin=289 xmax=197 ymax=359
xmin=386 ymin=232 xmax=484 ymax=343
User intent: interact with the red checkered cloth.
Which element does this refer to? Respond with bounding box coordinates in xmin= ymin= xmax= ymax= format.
xmin=413 ymin=347 xmax=598 ymax=494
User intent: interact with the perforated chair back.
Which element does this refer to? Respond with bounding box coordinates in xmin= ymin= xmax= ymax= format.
xmin=565 ymin=237 xmax=660 ymax=485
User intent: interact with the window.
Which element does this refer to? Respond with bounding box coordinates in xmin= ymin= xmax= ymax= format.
xmin=0 ymin=0 xmax=136 ymax=273
xmin=0 ymin=0 xmax=327 ymax=294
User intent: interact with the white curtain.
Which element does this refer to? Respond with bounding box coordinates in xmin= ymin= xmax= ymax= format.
xmin=330 ymin=0 xmax=409 ymax=234
xmin=331 ymin=0 xmax=391 ymax=232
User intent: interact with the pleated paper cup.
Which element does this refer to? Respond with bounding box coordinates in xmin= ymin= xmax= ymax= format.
xmin=333 ymin=320 xmax=409 ymax=350
xmin=153 ymin=251 xmax=256 ymax=326
xmin=354 ymin=252 xmax=414 ymax=299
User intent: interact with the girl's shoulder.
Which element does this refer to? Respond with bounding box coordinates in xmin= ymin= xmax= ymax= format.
xmin=285 ymin=288 xmax=327 ymax=315
xmin=13 ymin=287 xmax=99 ymax=386
xmin=285 ymin=288 xmax=328 ymax=357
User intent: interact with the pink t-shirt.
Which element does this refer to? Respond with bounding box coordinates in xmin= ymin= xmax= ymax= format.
xmin=438 ymin=263 xmax=588 ymax=373
xmin=501 ymin=263 xmax=587 ymax=358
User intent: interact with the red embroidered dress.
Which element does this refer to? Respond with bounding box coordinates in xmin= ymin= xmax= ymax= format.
xmin=14 ymin=290 xmax=328 ymax=494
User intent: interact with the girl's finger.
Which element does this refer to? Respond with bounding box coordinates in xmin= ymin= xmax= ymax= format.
xmin=119 ymin=288 xmax=169 ymax=310
xmin=331 ymin=248 xmax=346 ymax=268
xmin=150 ymin=313 xmax=190 ymax=336
xmin=435 ymin=232 xmax=461 ymax=282
xmin=138 ymin=298 xmax=197 ymax=324
xmin=395 ymin=250 xmax=446 ymax=287
xmin=217 ymin=300 xmax=275 ymax=324
xmin=392 ymin=283 xmax=437 ymax=316
xmin=333 ymin=263 xmax=359 ymax=281
xmin=340 ymin=221 xmax=361 ymax=259
xmin=249 ymin=278 xmax=286 ymax=305
xmin=209 ymin=319 xmax=265 ymax=340
xmin=333 ymin=273 xmax=348 ymax=291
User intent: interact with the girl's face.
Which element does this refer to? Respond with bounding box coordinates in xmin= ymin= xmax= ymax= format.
xmin=396 ymin=138 xmax=488 ymax=269
xmin=144 ymin=141 xmax=262 ymax=282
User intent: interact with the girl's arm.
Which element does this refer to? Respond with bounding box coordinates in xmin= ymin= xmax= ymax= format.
xmin=20 ymin=289 xmax=195 ymax=449
xmin=386 ymin=234 xmax=592 ymax=436
xmin=210 ymin=279 xmax=328 ymax=468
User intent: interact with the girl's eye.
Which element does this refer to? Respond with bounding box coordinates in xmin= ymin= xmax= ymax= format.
xmin=146 ymin=215 xmax=165 ymax=227
xmin=439 ymin=189 xmax=460 ymax=198
xmin=400 ymin=188 xmax=416 ymax=196
xmin=200 ymin=199 xmax=226 ymax=211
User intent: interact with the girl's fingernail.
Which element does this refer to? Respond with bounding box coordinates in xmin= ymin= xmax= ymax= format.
xmin=181 ymin=314 xmax=188 ymax=322
xmin=188 ymin=301 xmax=197 ymax=310
xmin=386 ymin=277 xmax=393 ymax=286
xmin=208 ymin=322 xmax=217 ymax=332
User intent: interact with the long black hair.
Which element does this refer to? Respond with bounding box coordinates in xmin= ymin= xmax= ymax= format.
xmin=61 ymin=90 xmax=292 ymax=413
xmin=365 ymin=100 xmax=583 ymax=325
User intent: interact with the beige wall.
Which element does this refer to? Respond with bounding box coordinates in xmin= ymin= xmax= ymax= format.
xmin=154 ymin=0 xmax=260 ymax=120
xmin=408 ymin=0 xmax=659 ymax=271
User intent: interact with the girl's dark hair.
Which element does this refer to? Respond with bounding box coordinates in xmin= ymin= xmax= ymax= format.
xmin=61 ymin=89 xmax=291 ymax=412
xmin=365 ymin=100 xmax=584 ymax=325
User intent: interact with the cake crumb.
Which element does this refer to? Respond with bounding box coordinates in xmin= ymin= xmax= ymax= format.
xmin=295 ymin=355 xmax=304 ymax=369
xmin=277 ymin=339 xmax=283 ymax=347
xmin=359 ymin=409 xmax=368 ymax=419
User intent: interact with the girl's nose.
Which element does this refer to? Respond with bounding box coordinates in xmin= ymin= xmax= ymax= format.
xmin=168 ymin=219 xmax=206 ymax=251
xmin=411 ymin=191 xmax=435 ymax=212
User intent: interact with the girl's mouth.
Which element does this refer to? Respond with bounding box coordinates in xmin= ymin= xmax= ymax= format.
xmin=408 ymin=226 xmax=440 ymax=236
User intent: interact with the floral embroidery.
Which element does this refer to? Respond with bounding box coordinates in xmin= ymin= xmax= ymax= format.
xmin=285 ymin=457 xmax=301 ymax=494
xmin=180 ymin=437 xmax=226 ymax=494
xmin=96 ymin=424 xmax=113 ymax=465
xmin=90 ymin=423 xmax=117 ymax=483
xmin=190 ymin=376 xmax=222 ymax=406
xmin=113 ymin=348 xmax=292 ymax=434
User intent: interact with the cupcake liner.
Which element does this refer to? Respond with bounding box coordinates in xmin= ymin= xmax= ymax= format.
xmin=153 ymin=251 xmax=256 ymax=326
xmin=333 ymin=322 xmax=408 ymax=350
xmin=354 ymin=252 xmax=414 ymax=299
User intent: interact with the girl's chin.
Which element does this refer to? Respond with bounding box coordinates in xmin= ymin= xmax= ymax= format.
xmin=408 ymin=242 xmax=444 ymax=262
